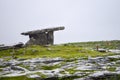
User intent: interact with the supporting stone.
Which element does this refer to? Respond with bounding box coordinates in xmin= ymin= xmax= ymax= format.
xmin=47 ymin=31 xmax=54 ymax=45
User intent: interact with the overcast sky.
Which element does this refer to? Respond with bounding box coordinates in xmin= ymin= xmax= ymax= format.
xmin=0 ymin=0 xmax=120 ymax=45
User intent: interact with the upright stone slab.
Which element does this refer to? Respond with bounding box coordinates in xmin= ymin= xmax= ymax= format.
xmin=47 ymin=31 xmax=54 ymax=45
xmin=21 ymin=26 xmax=65 ymax=46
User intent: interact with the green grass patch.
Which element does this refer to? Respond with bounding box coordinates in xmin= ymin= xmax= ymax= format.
xmin=0 ymin=44 xmax=114 ymax=59
xmin=67 ymin=69 xmax=76 ymax=74
xmin=41 ymin=64 xmax=60 ymax=70
xmin=66 ymin=68 xmax=94 ymax=74
xmin=107 ymin=67 xmax=116 ymax=72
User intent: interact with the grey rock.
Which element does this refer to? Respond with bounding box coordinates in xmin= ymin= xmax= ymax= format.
xmin=75 ymin=65 xmax=94 ymax=70
xmin=0 ymin=59 xmax=22 ymax=67
xmin=29 ymin=64 xmax=36 ymax=71
xmin=116 ymin=60 xmax=120 ymax=64
xmin=10 ymin=65 xmax=29 ymax=72
xmin=43 ymin=72 xmax=55 ymax=78
xmin=109 ymin=49 xmax=120 ymax=54
xmin=88 ymin=57 xmax=105 ymax=63
xmin=74 ymin=72 xmax=89 ymax=77
xmin=13 ymin=42 xmax=24 ymax=48
xmin=116 ymin=67 xmax=120 ymax=71
xmin=89 ymin=71 xmax=110 ymax=77
xmin=97 ymin=48 xmax=107 ymax=52
xmin=52 ymin=68 xmax=65 ymax=74
xmin=3 ymin=67 xmax=11 ymax=71
xmin=106 ymin=62 xmax=116 ymax=66
xmin=2 ymin=62 xmax=12 ymax=67
xmin=27 ymin=74 xmax=40 ymax=78
xmin=107 ymin=55 xmax=120 ymax=59
xmin=0 ymin=58 xmax=4 ymax=62
xmin=23 ymin=57 xmax=64 ymax=64
xmin=87 ymin=71 xmax=119 ymax=80
xmin=0 ymin=42 xmax=24 ymax=50
xmin=1 ymin=53 xmax=120 ymax=79
xmin=0 ymin=46 xmax=12 ymax=50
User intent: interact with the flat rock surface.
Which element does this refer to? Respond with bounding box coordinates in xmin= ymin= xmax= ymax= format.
xmin=0 ymin=50 xmax=120 ymax=80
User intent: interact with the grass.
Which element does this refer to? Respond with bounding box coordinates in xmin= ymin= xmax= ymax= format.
xmin=65 ymin=68 xmax=95 ymax=75
xmin=41 ymin=64 xmax=60 ymax=70
xmin=66 ymin=68 xmax=76 ymax=74
xmin=68 ymin=40 xmax=120 ymax=49
xmin=0 ymin=44 xmax=113 ymax=59
xmin=107 ymin=67 xmax=116 ymax=72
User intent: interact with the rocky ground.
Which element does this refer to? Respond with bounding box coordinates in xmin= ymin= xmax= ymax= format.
xmin=0 ymin=49 xmax=120 ymax=80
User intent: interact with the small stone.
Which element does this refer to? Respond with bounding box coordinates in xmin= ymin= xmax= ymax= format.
xmin=116 ymin=60 xmax=120 ymax=64
xmin=29 ymin=65 xmax=36 ymax=71
xmin=107 ymin=55 xmax=120 ymax=60
xmin=10 ymin=65 xmax=29 ymax=72
xmin=75 ymin=65 xmax=96 ymax=70
xmin=116 ymin=67 xmax=120 ymax=71
xmin=3 ymin=67 xmax=11 ymax=71
xmin=74 ymin=72 xmax=88 ymax=77
xmin=47 ymin=48 xmax=52 ymax=51
xmin=27 ymin=74 xmax=40 ymax=78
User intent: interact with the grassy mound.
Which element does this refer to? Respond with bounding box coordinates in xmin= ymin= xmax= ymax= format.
xmin=0 ymin=43 xmax=113 ymax=59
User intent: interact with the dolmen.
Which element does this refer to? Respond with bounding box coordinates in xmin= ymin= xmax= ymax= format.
xmin=21 ymin=26 xmax=65 ymax=46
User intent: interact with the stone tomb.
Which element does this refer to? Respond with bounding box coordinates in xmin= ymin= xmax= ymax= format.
xmin=21 ymin=26 xmax=65 ymax=45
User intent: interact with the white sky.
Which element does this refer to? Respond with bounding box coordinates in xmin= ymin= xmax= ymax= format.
xmin=0 ymin=0 xmax=120 ymax=45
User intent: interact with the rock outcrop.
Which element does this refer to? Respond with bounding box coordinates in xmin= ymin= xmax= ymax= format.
xmin=0 ymin=42 xmax=24 ymax=50
xmin=1 ymin=52 xmax=120 ymax=80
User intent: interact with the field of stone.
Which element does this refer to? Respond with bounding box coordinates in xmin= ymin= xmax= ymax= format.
xmin=0 ymin=40 xmax=120 ymax=80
